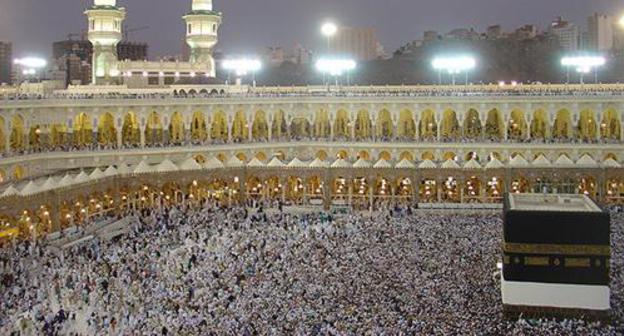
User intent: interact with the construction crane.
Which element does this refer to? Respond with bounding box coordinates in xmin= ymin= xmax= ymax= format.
xmin=123 ymin=25 xmax=149 ymax=40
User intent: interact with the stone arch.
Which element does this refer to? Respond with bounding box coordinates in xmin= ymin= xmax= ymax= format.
xmin=28 ymin=124 xmax=43 ymax=149
xmin=191 ymin=111 xmax=208 ymax=142
xmin=463 ymin=109 xmax=482 ymax=139
xmin=399 ymin=151 xmax=414 ymax=161
xmin=357 ymin=150 xmax=371 ymax=160
xmin=605 ymin=153 xmax=618 ymax=161
xmin=465 ymin=151 xmax=480 ymax=161
xmin=485 ymin=108 xmax=504 ymax=140
xmin=13 ymin=165 xmax=25 ymax=180
xmin=73 ymin=112 xmax=93 ymax=147
xmin=418 ymin=109 xmax=437 ymax=140
xmin=531 ymin=109 xmax=549 ymax=140
xmin=376 ymin=109 xmax=394 ymax=140
xmin=577 ymin=109 xmax=597 ymax=141
xmin=211 ymin=110 xmax=228 ymax=142
xmin=193 ymin=154 xmax=207 ymax=164
xmin=443 ymin=152 xmax=457 ymax=161
xmin=508 ymin=109 xmax=527 ymax=141
xmin=255 ymin=151 xmax=268 ymax=162
xmin=9 ymin=115 xmax=25 ymax=151
xmin=290 ymin=118 xmax=311 ymax=139
xmin=252 ymin=110 xmax=269 ymax=141
xmin=97 ymin=112 xmax=116 ymax=146
xmin=441 ymin=109 xmax=460 ymax=141
xmin=378 ymin=151 xmax=392 ymax=161
xmin=354 ymin=110 xmax=372 ymax=140
xmin=314 ymin=109 xmax=331 ymax=139
xmin=236 ymin=152 xmax=248 ymax=162
xmin=601 ymin=108 xmax=621 ymax=140
xmin=421 ymin=151 xmax=435 ymax=161
xmin=272 ymin=110 xmax=288 ymax=140
xmin=231 ymin=110 xmax=248 ymax=142
xmin=397 ymin=109 xmax=415 ymax=140
xmin=334 ymin=109 xmax=351 ymax=139
xmin=50 ymin=123 xmax=68 ymax=148
xmin=168 ymin=112 xmax=185 ymax=144
xmin=122 ymin=112 xmax=140 ymax=146
xmin=552 ymin=109 xmax=572 ymax=139
xmin=336 ymin=150 xmax=348 ymax=160
xmin=316 ymin=150 xmax=328 ymax=161
xmin=145 ymin=111 xmax=164 ymax=145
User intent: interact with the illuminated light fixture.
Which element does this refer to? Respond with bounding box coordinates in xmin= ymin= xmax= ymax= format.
xmin=190 ymin=72 xmax=196 ymax=77
xmin=321 ymin=22 xmax=338 ymax=37
xmin=109 ymin=69 xmax=120 ymax=77
xmin=561 ymin=55 xmax=606 ymax=83
xmin=159 ymin=72 xmax=164 ymax=77
xmin=222 ymin=59 xmax=262 ymax=76
xmin=431 ymin=56 xmax=476 ymax=74
xmin=315 ymin=58 xmax=356 ymax=76
xmin=14 ymin=57 xmax=47 ymax=68
xmin=143 ymin=71 xmax=149 ymax=77
xmin=561 ymin=55 xmax=606 ymax=69
xmin=175 ymin=72 xmax=180 ymax=77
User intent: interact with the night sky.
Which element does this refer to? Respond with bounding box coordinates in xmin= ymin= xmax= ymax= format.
xmin=0 ymin=0 xmax=619 ymax=58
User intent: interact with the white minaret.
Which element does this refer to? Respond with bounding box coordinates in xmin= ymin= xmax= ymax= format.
xmin=85 ymin=0 xmax=126 ymax=85
xmin=183 ymin=0 xmax=222 ymax=77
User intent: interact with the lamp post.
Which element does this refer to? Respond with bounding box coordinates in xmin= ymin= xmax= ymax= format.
xmin=321 ymin=22 xmax=338 ymax=53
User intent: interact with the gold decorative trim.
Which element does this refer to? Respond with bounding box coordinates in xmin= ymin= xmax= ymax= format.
xmin=525 ymin=256 xmax=550 ymax=266
xmin=503 ymin=243 xmax=610 ymax=256
xmin=565 ymin=257 xmax=591 ymax=268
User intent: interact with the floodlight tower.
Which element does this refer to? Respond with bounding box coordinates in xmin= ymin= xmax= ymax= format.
xmin=183 ymin=0 xmax=222 ymax=77
xmin=85 ymin=0 xmax=126 ymax=85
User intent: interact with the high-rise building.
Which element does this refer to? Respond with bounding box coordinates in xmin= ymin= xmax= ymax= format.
xmin=53 ymin=39 xmax=92 ymax=62
xmin=587 ymin=13 xmax=614 ymax=52
xmin=329 ymin=26 xmax=381 ymax=61
xmin=0 ymin=42 xmax=12 ymax=85
xmin=117 ymin=42 xmax=148 ymax=61
xmin=549 ymin=17 xmax=579 ymax=52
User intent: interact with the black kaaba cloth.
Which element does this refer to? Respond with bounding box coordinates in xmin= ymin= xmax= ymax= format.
xmin=502 ymin=193 xmax=610 ymax=286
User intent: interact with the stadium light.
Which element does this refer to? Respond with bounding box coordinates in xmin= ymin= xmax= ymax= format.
xmin=316 ymin=58 xmax=356 ymax=87
xmin=316 ymin=58 xmax=356 ymax=76
xmin=223 ymin=58 xmax=262 ymax=86
xmin=14 ymin=57 xmax=47 ymax=69
xmin=561 ymin=56 xmax=606 ymax=84
xmin=431 ymin=55 xmax=476 ymax=85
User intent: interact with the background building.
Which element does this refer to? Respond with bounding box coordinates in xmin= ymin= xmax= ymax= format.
xmin=117 ymin=42 xmax=148 ymax=61
xmin=0 ymin=42 xmax=12 ymax=85
xmin=587 ymin=13 xmax=614 ymax=52
xmin=329 ymin=26 xmax=382 ymax=61
xmin=549 ymin=17 xmax=579 ymax=52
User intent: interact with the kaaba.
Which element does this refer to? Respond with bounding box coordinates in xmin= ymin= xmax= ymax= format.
xmin=501 ymin=193 xmax=611 ymax=319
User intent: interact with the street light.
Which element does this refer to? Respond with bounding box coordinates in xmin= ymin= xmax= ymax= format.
xmin=316 ymin=58 xmax=356 ymax=86
xmin=561 ymin=56 xmax=606 ymax=84
xmin=222 ymin=58 xmax=262 ymax=87
xmin=431 ymin=55 xmax=476 ymax=85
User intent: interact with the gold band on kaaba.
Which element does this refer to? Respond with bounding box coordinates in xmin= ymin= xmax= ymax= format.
xmin=503 ymin=243 xmax=610 ymax=256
